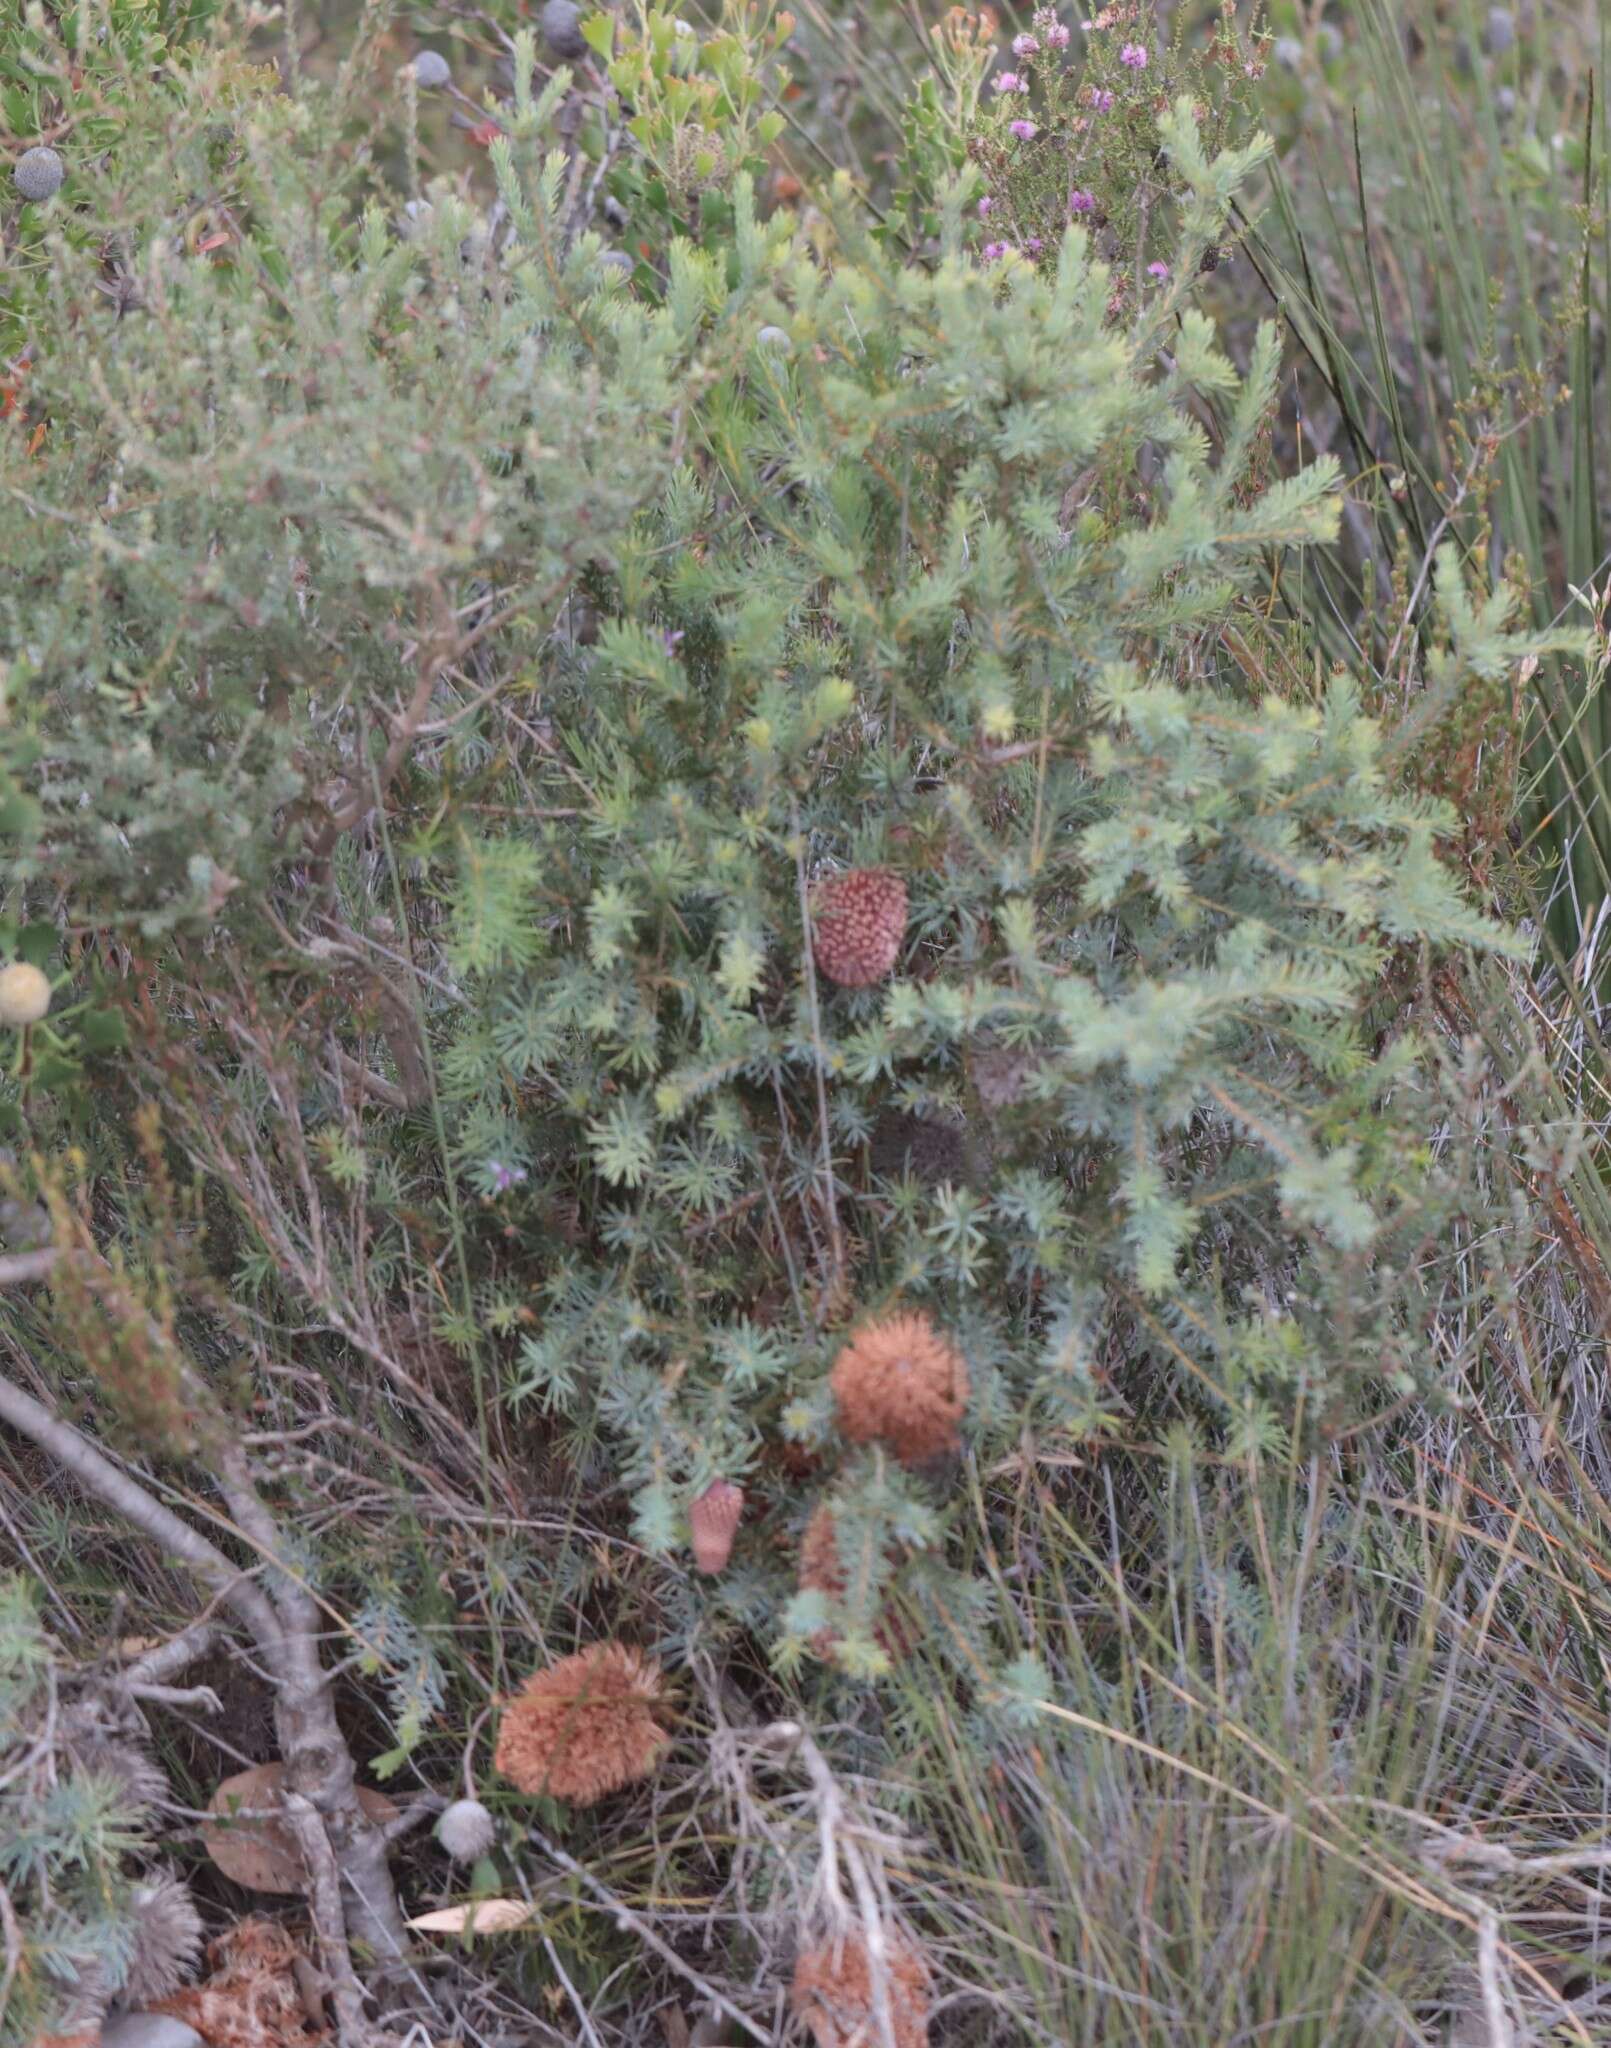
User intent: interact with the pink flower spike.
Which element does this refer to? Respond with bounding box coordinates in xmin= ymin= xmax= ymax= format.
xmin=1120 ymin=41 xmax=1148 ymax=67
xmin=1009 ymin=118 xmax=1038 ymax=139
xmin=992 ymin=70 xmax=1027 ymax=93
xmin=1069 ymin=189 xmax=1095 ymax=213
xmin=982 ymin=240 xmax=1011 ymax=261
xmin=978 ymin=195 xmax=994 ymax=218
xmin=690 ymin=1481 xmax=745 ymax=1575
xmin=1044 ymin=20 xmax=1070 ymax=46
xmin=1088 ymin=85 xmax=1114 ymax=110
xmin=1025 ymin=236 xmax=1044 ymax=253
xmin=1012 ymin=32 xmax=1040 ymax=56
xmin=1147 ymin=260 xmax=1170 ymax=280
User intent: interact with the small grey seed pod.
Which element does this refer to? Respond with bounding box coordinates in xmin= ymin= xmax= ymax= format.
xmin=436 ymin=1797 xmax=497 ymax=1862
xmin=14 ymin=147 xmax=64 ymax=202
xmin=541 ymin=0 xmax=588 ymax=60
xmin=1483 ymin=7 xmax=1514 ymax=53
xmin=756 ymin=325 xmax=793 ymax=353
xmin=1272 ymin=36 xmax=1302 ymax=71
xmin=413 ymin=50 xmax=453 ymax=88
xmin=600 ymin=249 xmax=635 ymax=276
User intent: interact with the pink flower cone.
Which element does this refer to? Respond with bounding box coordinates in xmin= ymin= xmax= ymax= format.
xmin=690 ymin=1481 xmax=745 ymax=1574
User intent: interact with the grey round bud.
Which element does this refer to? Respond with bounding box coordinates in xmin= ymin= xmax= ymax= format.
xmin=756 ymin=325 xmax=793 ymax=353
xmin=1483 ymin=7 xmax=1514 ymax=54
xmin=541 ymin=0 xmax=588 ymax=60
xmin=1495 ymin=84 xmax=1516 ymax=115
xmin=436 ymin=1797 xmax=497 ymax=1863
xmin=14 ymin=147 xmax=64 ymax=202
xmin=413 ymin=50 xmax=453 ymax=88
xmin=600 ymin=249 xmax=635 ymax=276
xmin=1272 ymin=36 xmax=1303 ymax=71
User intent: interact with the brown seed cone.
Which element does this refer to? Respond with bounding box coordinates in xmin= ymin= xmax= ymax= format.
xmin=689 ymin=1480 xmax=745 ymax=1574
xmin=830 ymin=1310 xmax=968 ymax=1466
xmin=810 ymin=868 xmax=908 ymax=988
xmin=791 ymin=1928 xmax=933 ymax=2048
xmin=494 ymin=1643 xmax=671 ymax=1806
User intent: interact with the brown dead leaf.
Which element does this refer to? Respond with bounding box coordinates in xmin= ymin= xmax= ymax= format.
xmin=405 ymin=1900 xmax=536 ymax=1935
xmin=202 ymin=1763 xmax=398 ymax=1895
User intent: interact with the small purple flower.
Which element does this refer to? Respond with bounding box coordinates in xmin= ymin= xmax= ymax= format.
xmin=1043 ymin=20 xmax=1071 ymax=47
xmin=978 ymin=195 xmax=995 ymax=218
xmin=1009 ymin=118 xmax=1038 ymax=139
xmin=487 ymin=1160 xmax=528 ymax=1193
xmin=1012 ymin=32 xmax=1040 ymax=56
xmin=662 ymin=628 xmax=685 ymax=654
xmin=1068 ymin=188 xmax=1095 ymax=213
xmin=1025 ymin=235 xmax=1044 ymax=254
xmin=1146 ymin=260 xmax=1170 ymax=280
xmin=1120 ymin=41 xmax=1148 ymax=67
xmin=992 ymin=70 xmax=1029 ymax=94
xmin=1088 ymin=85 xmax=1114 ymax=110
xmin=982 ymin=240 xmax=1011 ymax=262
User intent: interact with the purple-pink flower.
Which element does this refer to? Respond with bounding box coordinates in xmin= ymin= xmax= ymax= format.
xmin=1088 ymin=85 xmax=1114 ymax=110
xmin=1012 ymin=32 xmax=1039 ymax=56
xmin=982 ymin=240 xmax=1011 ymax=262
xmin=1009 ymin=118 xmax=1038 ymax=139
xmin=978 ymin=195 xmax=994 ymax=218
xmin=1043 ymin=20 xmax=1071 ymax=47
xmin=1068 ymin=188 xmax=1095 ymax=213
xmin=1120 ymin=41 xmax=1148 ymax=67
xmin=487 ymin=1160 xmax=528 ymax=1193
xmin=1146 ymin=260 xmax=1170 ymax=280
xmin=992 ymin=70 xmax=1029 ymax=94
xmin=1025 ymin=236 xmax=1044 ymax=254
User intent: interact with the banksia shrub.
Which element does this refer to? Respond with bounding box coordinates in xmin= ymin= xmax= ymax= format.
xmin=494 ymin=1645 xmax=672 ymax=1806
xmin=810 ymin=869 xmax=909 ymax=988
xmin=831 ymin=1313 xmax=969 ymax=1466
xmin=791 ymin=1928 xmax=933 ymax=2048
xmin=689 ymin=1480 xmax=745 ymax=1574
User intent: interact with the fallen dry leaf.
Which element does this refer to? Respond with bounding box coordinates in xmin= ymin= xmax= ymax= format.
xmin=203 ymin=1762 xmax=398 ymax=1895
xmin=405 ymin=1900 xmax=536 ymax=1935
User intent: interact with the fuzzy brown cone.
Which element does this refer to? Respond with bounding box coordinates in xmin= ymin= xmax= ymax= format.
xmin=830 ymin=1310 xmax=968 ymax=1465
xmin=791 ymin=1927 xmax=933 ymax=2048
xmin=810 ymin=868 xmax=908 ymax=987
xmin=689 ymin=1480 xmax=745 ymax=1574
xmin=494 ymin=1643 xmax=671 ymax=1806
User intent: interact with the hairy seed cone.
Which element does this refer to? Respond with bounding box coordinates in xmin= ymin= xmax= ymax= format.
xmin=67 ymin=1733 xmax=169 ymax=1815
xmin=436 ymin=1797 xmax=496 ymax=1862
xmin=14 ymin=147 xmax=64 ymax=201
xmin=689 ymin=1481 xmax=745 ymax=1574
xmin=830 ymin=1311 xmax=968 ymax=1465
xmin=791 ymin=1928 xmax=933 ymax=2048
xmin=810 ymin=869 xmax=907 ymax=988
xmin=123 ymin=1870 xmax=205 ymax=2006
xmin=0 ymin=961 xmax=51 ymax=1026
xmin=494 ymin=1644 xmax=671 ymax=1806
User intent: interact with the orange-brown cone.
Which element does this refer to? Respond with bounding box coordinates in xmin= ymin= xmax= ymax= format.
xmin=494 ymin=1643 xmax=671 ymax=1806
xmin=791 ymin=1927 xmax=932 ymax=2048
xmin=811 ymin=868 xmax=908 ymax=988
xmin=830 ymin=1310 xmax=968 ymax=1466
xmin=689 ymin=1480 xmax=745 ymax=1574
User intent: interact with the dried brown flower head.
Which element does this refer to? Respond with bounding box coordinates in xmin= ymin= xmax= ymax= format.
xmin=689 ymin=1480 xmax=745 ymax=1574
xmin=830 ymin=1311 xmax=968 ymax=1465
xmin=494 ymin=1644 xmax=671 ymax=1806
xmin=155 ymin=1917 xmax=322 ymax=2048
xmin=791 ymin=1928 xmax=932 ymax=2048
xmin=811 ymin=868 xmax=908 ymax=987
